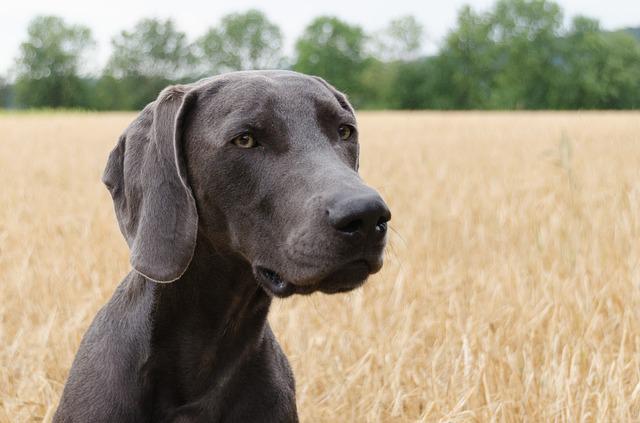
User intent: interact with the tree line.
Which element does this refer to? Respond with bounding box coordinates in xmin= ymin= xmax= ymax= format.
xmin=2 ymin=0 xmax=639 ymax=110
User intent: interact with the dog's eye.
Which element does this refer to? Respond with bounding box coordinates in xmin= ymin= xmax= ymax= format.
xmin=338 ymin=125 xmax=354 ymax=141
xmin=231 ymin=133 xmax=257 ymax=149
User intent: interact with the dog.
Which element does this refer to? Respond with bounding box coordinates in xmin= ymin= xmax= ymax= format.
xmin=54 ymin=70 xmax=391 ymax=422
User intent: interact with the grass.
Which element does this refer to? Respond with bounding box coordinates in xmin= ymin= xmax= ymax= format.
xmin=1 ymin=111 xmax=640 ymax=422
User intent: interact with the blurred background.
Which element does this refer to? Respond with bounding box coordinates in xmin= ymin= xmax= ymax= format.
xmin=1 ymin=0 xmax=639 ymax=111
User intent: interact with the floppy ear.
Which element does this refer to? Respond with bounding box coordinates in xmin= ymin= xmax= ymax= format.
xmin=102 ymin=85 xmax=199 ymax=283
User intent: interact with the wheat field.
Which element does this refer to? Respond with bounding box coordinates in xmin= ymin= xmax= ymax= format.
xmin=1 ymin=111 xmax=640 ymax=422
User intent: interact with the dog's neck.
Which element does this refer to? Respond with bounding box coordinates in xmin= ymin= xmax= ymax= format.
xmin=145 ymin=233 xmax=272 ymax=397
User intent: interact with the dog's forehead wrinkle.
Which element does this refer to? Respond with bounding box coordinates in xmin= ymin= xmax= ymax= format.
xmin=269 ymin=95 xmax=343 ymax=150
xmin=194 ymin=72 xmax=346 ymax=143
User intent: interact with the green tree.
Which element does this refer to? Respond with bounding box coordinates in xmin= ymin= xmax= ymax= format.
xmin=596 ymin=32 xmax=640 ymax=108
xmin=488 ymin=0 xmax=564 ymax=108
xmin=390 ymin=58 xmax=442 ymax=109
xmin=558 ymin=18 xmax=640 ymax=109
xmin=359 ymin=58 xmax=398 ymax=108
xmin=362 ymin=15 xmax=425 ymax=108
xmin=0 ymin=76 xmax=13 ymax=108
xmin=373 ymin=15 xmax=424 ymax=62
xmin=435 ymin=6 xmax=496 ymax=108
xmin=625 ymin=27 xmax=640 ymax=41
xmin=195 ymin=10 xmax=283 ymax=75
xmin=14 ymin=15 xmax=94 ymax=108
xmin=555 ymin=16 xmax=607 ymax=108
xmin=433 ymin=0 xmax=569 ymax=109
xmin=293 ymin=16 xmax=367 ymax=105
xmin=106 ymin=18 xmax=191 ymax=79
xmin=99 ymin=18 xmax=192 ymax=110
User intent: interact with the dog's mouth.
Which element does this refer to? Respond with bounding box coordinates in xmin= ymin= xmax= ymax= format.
xmin=254 ymin=259 xmax=374 ymax=298
xmin=255 ymin=267 xmax=297 ymax=297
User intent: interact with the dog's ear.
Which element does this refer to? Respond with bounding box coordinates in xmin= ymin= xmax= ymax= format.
xmin=102 ymin=85 xmax=199 ymax=283
xmin=310 ymin=75 xmax=355 ymax=115
xmin=310 ymin=75 xmax=359 ymax=170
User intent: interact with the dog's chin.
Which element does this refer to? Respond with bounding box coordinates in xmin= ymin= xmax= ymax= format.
xmin=254 ymin=259 xmax=377 ymax=298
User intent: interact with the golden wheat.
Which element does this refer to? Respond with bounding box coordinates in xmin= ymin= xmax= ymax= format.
xmin=1 ymin=111 xmax=640 ymax=422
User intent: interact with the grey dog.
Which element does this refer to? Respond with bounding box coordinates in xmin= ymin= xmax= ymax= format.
xmin=54 ymin=70 xmax=391 ymax=422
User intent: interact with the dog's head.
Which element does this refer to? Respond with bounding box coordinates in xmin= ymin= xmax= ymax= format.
xmin=104 ymin=70 xmax=390 ymax=297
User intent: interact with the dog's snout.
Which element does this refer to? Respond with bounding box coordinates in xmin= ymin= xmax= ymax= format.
xmin=328 ymin=194 xmax=391 ymax=239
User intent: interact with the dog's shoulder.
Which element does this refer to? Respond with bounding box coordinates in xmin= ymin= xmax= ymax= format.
xmin=54 ymin=272 xmax=155 ymax=422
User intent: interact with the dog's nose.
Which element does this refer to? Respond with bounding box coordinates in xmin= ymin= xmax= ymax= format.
xmin=328 ymin=194 xmax=391 ymax=239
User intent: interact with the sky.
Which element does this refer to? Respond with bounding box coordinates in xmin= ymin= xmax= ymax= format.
xmin=1 ymin=0 xmax=638 ymax=75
